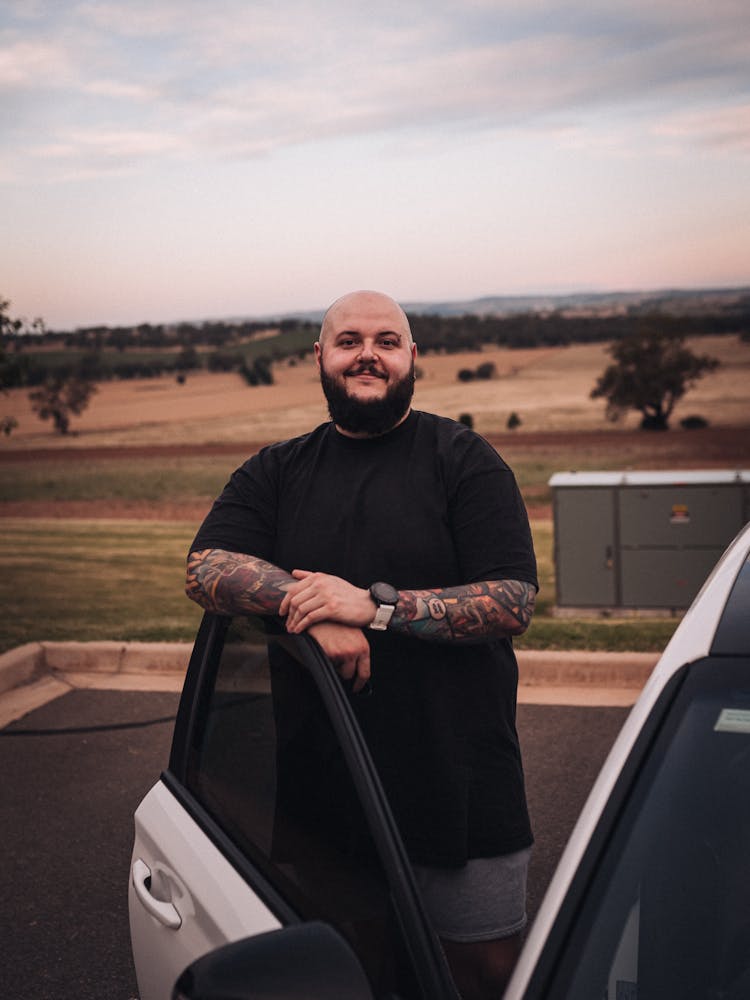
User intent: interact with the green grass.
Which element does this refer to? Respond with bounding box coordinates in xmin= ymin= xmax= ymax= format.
xmin=0 ymin=515 xmax=680 ymax=655
xmin=516 ymin=618 xmax=678 ymax=652
xmin=0 ymin=450 xmax=612 ymax=507
xmin=0 ymin=453 xmax=245 ymax=503
xmin=1 ymin=519 xmax=203 ymax=652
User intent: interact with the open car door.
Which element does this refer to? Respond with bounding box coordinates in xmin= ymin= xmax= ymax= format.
xmin=129 ymin=613 xmax=457 ymax=1000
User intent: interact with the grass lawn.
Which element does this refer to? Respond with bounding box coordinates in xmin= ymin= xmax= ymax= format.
xmin=0 ymin=516 xmax=680 ymax=655
xmin=0 ymin=447 xmax=664 ymax=508
xmin=1 ymin=519 xmax=203 ymax=652
xmin=0 ymin=453 xmax=244 ymax=503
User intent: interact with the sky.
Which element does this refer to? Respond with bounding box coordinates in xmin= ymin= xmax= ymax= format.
xmin=2 ymin=0 xmax=749 ymax=330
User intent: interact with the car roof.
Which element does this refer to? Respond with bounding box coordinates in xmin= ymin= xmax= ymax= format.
xmin=506 ymin=519 xmax=750 ymax=999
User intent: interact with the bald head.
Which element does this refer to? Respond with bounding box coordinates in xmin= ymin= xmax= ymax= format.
xmin=319 ymin=290 xmax=413 ymax=347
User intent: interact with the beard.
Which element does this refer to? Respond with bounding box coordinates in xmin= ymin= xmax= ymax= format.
xmin=319 ymin=358 xmax=415 ymax=436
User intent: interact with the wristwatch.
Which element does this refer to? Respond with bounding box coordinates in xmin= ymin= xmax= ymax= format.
xmin=368 ymin=582 xmax=399 ymax=631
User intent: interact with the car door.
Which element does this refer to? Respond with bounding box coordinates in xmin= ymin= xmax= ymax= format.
xmin=129 ymin=612 xmax=455 ymax=1000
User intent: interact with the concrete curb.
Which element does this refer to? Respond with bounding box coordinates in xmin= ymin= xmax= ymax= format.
xmin=517 ymin=650 xmax=658 ymax=689
xmin=0 ymin=643 xmax=48 ymax=696
xmin=0 ymin=641 xmax=658 ymax=694
xmin=0 ymin=641 xmax=193 ymax=697
xmin=41 ymin=640 xmax=194 ymax=678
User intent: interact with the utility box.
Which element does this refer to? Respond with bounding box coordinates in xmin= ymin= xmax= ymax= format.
xmin=550 ymin=470 xmax=750 ymax=611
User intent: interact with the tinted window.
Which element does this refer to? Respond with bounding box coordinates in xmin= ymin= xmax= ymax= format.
xmin=712 ymin=557 xmax=750 ymax=655
xmin=544 ymin=657 xmax=750 ymax=1000
xmin=183 ymin=615 xmax=424 ymax=997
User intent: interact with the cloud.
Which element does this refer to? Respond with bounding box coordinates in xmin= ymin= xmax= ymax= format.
xmin=655 ymin=102 xmax=750 ymax=153
xmin=83 ymin=78 xmax=157 ymax=101
xmin=2 ymin=0 xmax=750 ymax=183
xmin=0 ymin=38 xmax=75 ymax=86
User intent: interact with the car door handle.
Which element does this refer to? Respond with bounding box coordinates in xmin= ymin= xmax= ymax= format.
xmin=132 ymin=858 xmax=182 ymax=929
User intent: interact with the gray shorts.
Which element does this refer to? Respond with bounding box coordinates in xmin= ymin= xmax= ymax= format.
xmin=412 ymin=848 xmax=531 ymax=943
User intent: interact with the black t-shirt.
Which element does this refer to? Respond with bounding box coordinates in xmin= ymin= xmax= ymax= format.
xmin=192 ymin=410 xmax=538 ymax=865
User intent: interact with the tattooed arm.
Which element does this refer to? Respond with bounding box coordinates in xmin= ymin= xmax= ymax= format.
xmin=390 ymin=579 xmax=536 ymax=642
xmin=188 ymin=549 xmax=534 ymax=650
xmin=282 ymin=570 xmax=536 ymax=643
xmin=186 ymin=548 xmax=295 ymax=616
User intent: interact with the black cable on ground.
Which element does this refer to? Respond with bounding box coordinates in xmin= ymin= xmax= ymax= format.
xmin=0 ymin=714 xmax=177 ymax=736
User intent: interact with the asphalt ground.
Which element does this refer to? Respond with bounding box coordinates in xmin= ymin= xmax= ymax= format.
xmin=0 ymin=687 xmax=629 ymax=1000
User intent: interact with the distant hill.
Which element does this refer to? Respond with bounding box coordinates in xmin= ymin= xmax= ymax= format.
xmin=267 ymin=285 xmax=750 ymax=324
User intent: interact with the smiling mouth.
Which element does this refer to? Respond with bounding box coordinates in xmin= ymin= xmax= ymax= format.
xmin=346 ymin=366 xmax=387 ymax=380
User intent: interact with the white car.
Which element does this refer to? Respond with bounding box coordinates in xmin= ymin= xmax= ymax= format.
xmin=130 ymin=522 xmax=750 ymax=1000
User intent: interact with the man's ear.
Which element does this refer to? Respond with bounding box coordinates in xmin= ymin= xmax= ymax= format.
xmin=314 ymin=341 xmax=322 ymax=369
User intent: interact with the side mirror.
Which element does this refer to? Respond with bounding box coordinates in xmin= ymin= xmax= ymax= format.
xmin=173 ymin=921 xmax=376 ymax=1000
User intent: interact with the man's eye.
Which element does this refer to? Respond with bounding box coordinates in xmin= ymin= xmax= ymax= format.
xmin=380 ymin=339 xmax=397 ymax=348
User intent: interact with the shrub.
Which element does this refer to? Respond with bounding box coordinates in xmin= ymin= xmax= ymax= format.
xmin=507 ymin=411 xmax=522 ymax=430
xmin=680 ymin=414 xmax=709 ymax=430
xmin=458 ymin=361 xmax=497 ymax=382
xmin=475 ymin=361 xmax=497 ymax=380
xmin=458 ymin=413 xmax=474 ymax=429
xmin=253 ymin=356 xmax=274 ymax=386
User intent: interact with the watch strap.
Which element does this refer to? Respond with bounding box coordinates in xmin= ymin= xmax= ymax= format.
xmin=369 ymin=603 xmax=395 ymax=630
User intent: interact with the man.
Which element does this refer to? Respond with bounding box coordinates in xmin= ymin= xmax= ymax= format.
xmin=186 ymin=290 xmax=538 ymax=999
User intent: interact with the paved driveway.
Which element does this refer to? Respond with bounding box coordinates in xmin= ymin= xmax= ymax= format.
xmin=0 ymin=687 xmax=628 ymax=999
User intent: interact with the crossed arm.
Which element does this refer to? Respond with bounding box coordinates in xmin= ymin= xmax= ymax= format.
xmin=186 ymin=548 xmax=536 ymax=690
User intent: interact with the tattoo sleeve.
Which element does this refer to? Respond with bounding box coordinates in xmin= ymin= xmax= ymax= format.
xmin=390 ymin=579 xmax=536 ymax=643
xmin=186 ymin=549 xmax=294 ymax=616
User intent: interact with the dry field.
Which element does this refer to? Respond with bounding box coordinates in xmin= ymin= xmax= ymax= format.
xmin=2 ymin=334 xmax=748 ymax=451
xmin=1 ymin=335 xmax=747 ymax=652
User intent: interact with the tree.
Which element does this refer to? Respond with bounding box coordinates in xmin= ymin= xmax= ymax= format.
xmin=29 ymin=374 xmax=97 ymax=434
xmin=591 ymin=322 xmax=719 ymax=430
xmin=177 ymin=344 xmax=201 ymax=371
xmin=1 ymin=296 xmax=40 ymax=436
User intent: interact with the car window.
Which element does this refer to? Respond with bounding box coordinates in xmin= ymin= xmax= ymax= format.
xmin=540 ymin=656 xmax=750 ymax=1000
xmin=178 ymin=614 xmax=440 ymax=999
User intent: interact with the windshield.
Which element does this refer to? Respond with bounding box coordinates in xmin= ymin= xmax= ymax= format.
xmin=545 ymin=657 xmax=750 ymax=1000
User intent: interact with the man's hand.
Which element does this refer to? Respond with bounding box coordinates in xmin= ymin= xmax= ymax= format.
xmin=280 ymin=569 xmax=375 ymax=633
xmin=307 ymin=621 xmax=372 ymax=693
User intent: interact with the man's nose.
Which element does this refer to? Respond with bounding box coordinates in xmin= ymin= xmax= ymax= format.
xmin=358 ymin=340 xmax=377 ymax=360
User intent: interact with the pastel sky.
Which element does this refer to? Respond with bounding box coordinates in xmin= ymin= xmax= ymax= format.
xmin=2 ymin=0 xmax=749 ymax=330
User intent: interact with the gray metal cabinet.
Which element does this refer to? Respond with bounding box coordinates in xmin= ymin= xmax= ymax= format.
xmin=550 ymin=470 xmax=750 ymax=610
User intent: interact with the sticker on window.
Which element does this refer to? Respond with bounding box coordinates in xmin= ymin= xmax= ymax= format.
xmin=714 ymin=708 xmax=750 ymax=734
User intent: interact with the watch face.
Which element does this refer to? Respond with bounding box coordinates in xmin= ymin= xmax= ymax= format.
xmin=371 ymin=581 xmax=399 ymax=606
